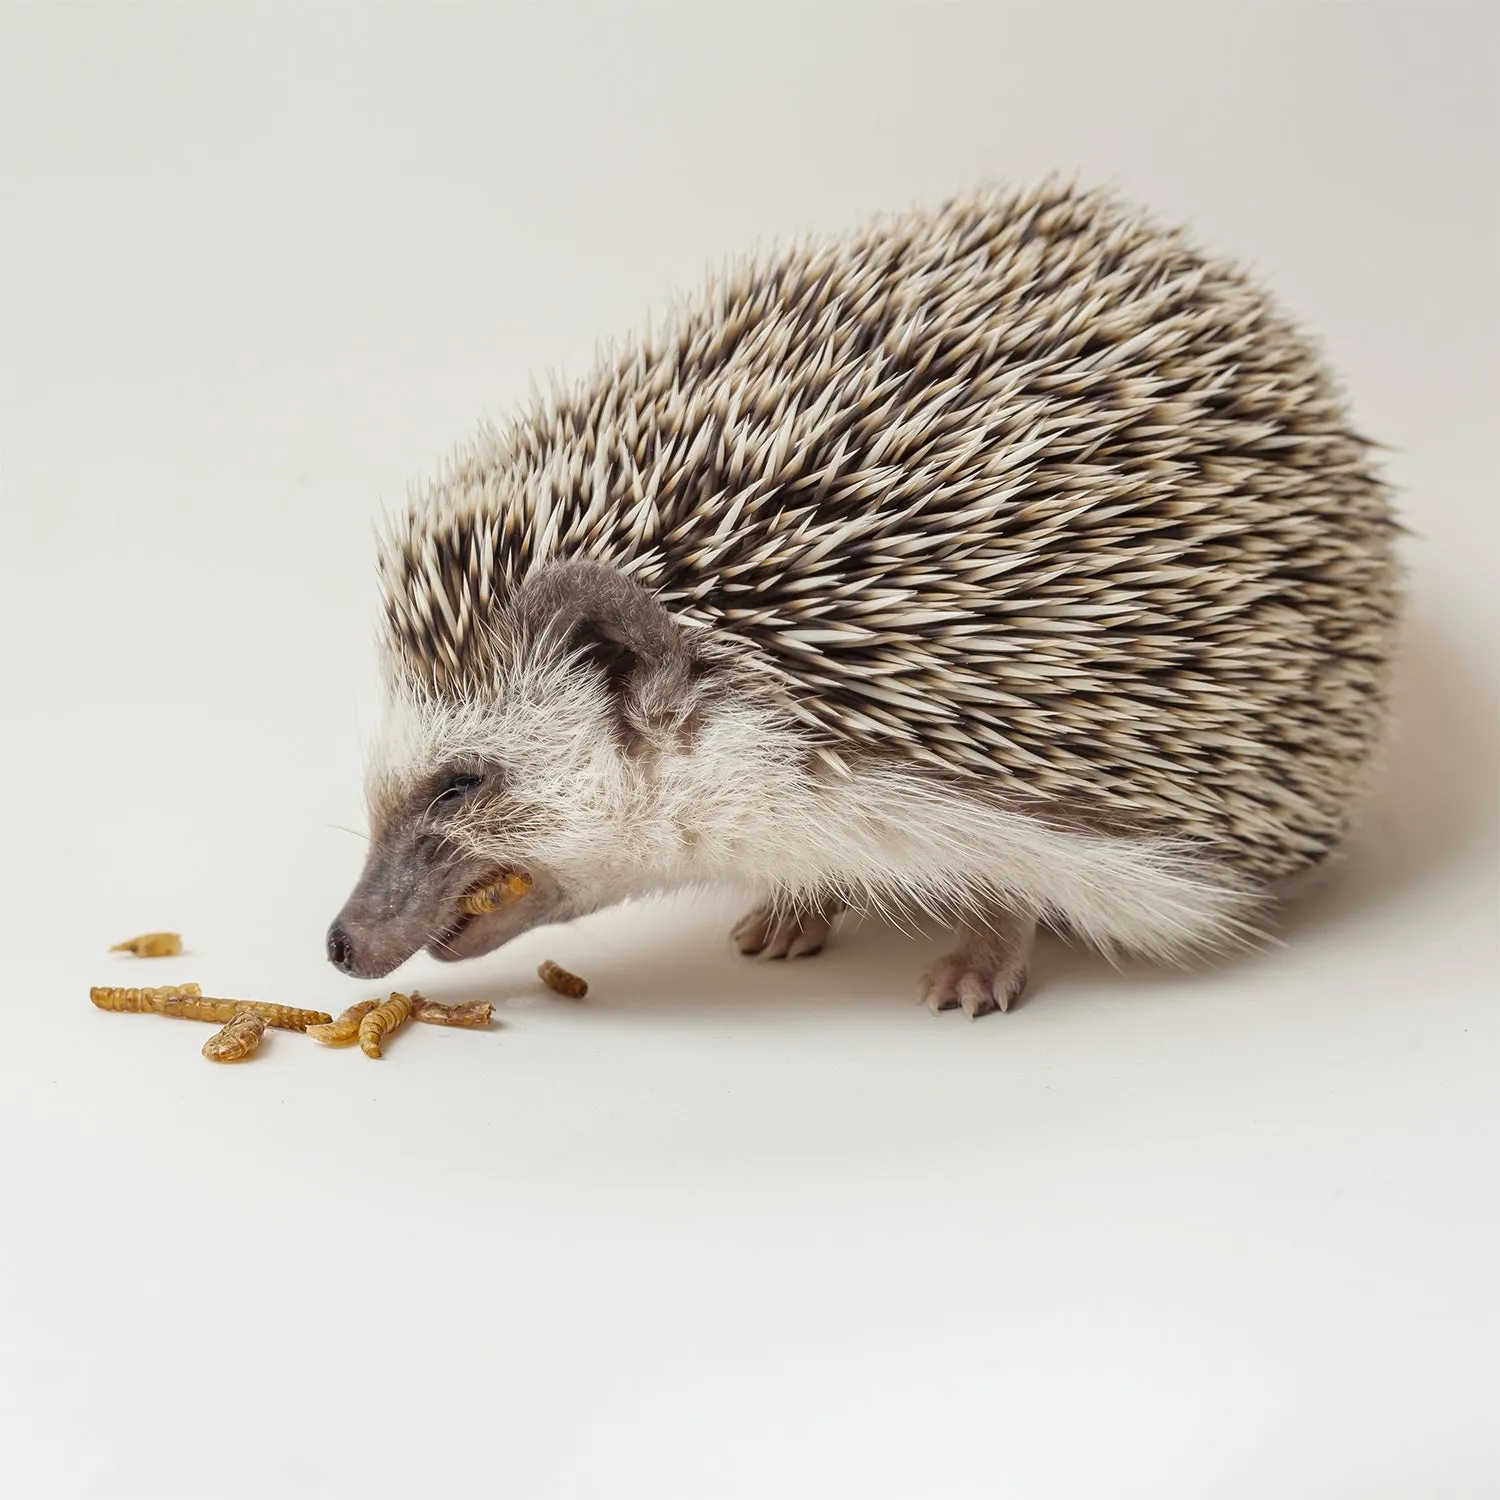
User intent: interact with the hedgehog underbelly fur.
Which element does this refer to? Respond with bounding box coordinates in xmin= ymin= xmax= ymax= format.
xmin=379 ymin=180 xmax=1400 ymax=892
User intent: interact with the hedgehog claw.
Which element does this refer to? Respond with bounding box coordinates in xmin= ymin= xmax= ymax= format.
xmin=918 ymin=914 xmax=1036 ymax=1019
xmin=733 ymin=901 xmax=840 ymax=960
xmin=919 ymin=963 xmax=962 ymax=1012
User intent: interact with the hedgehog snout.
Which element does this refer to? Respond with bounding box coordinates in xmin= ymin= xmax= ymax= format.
xmin=324 ymin=906 xmax=421 ymax=980
xmin=327 ymin=922 xmax=356 ymax=974
xmin=327 ymin=824 xmax=468 ymax=979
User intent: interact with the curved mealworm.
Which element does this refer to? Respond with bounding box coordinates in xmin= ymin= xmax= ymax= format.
xmin=202 ymin=1011 xmax=266 ymax=1063
xmin=359 ymin=992 xmax=414 ymax=1058
xmin=306 ymin=999 xmax=381 ymax=1046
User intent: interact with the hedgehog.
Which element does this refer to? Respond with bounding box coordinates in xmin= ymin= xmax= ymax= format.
xmin=326 ymin=180 xmax=1401 ymax=1018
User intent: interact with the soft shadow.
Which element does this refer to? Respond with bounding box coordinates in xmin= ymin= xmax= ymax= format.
xmin=1274 ymin=599 xmax=1497 ymax=941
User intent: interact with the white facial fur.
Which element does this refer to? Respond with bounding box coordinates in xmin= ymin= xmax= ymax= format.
xmin=365 ymin=639 xmax=1260 ymax=968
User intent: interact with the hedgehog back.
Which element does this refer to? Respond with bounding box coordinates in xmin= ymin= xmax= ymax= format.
xmin=381 ymin=182 xmax=1400 ymax=882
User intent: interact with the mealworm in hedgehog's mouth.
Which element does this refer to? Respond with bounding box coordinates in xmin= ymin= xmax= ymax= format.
xmin=457 ymin=868 xmax=534 ymax=917
xmin=428 ymin=868 xmax=534 ymax=958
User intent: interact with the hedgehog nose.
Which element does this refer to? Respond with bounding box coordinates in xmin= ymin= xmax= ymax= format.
xmin=326 ymin=922 xmax=356 ymax=974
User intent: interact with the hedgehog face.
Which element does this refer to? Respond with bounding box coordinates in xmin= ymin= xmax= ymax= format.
xmin=328 ymin=559 xmax=755 ymax=979
xmin=326 ymin=750 xmax=573 ymax=980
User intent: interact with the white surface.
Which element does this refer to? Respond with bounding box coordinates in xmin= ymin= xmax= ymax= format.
xmin=2 ymin=4 xmax=1497 ymax=1496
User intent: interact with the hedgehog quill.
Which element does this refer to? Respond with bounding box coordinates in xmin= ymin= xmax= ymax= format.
xmin=327 ymin=181 xmax=1400 ymax=1018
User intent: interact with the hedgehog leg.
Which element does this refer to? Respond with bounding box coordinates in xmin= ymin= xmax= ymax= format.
xmin=919 ymin=911 xmax=1036 ymax=1019
xmin=732 ymin=897 xmax=842 ymax=960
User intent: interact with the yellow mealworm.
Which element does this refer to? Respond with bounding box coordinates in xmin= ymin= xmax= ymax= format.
xmin=409 ymin=994 xmax=494 ymax=1029
xmin=193 ymin=997 xmax=333 ymax=1031
xmin=172 ymin=997 xmax=331 ymax=1030
xmin=306 ymin=999 xmax=381 ymax=1046
xmin=90 ymin=983 xmax=203 ymax=1011
xmin=359 ymin=992 xmax=414 ymax=1058
xmin=457 ymin=870 xmax=533 ymax=916
xmin=89 ymin=986 xmax=330 ymax=1031
xmin=537 ymin=960 xmax=587 ymax=999
xmin=109 ymin=932 xmax=183 ymax=957
xmin=202 ymin=1011 xmax=266 ymax=1063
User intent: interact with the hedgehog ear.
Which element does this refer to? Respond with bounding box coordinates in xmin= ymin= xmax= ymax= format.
xmin=519 ymin=559 xmax=703 ymax=735
xmin=565 ymin=616 xmax=644 ymax=699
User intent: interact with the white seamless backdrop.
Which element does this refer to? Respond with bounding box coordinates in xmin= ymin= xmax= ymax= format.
xmin=1 ymin=4 xmax=1496 ymax=1498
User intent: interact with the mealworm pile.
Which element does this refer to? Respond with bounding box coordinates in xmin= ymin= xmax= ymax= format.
xmin=92 ymin=909 xmax=588 ymax=1067
xmin=91 ymin=981 xmax=503 ymax=1064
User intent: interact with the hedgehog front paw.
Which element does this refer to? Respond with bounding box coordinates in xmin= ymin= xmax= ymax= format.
xmin=919 ymin=956 xmax=1030 ymax=1018
xmin=732 ymin=901 xmax=839 ymax=960
xmin=919 ymin=914 xmax=1037 ymax=1019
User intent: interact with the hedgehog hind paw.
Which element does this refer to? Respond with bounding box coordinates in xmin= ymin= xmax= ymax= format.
xmin=732 ymin=900 xmax=840 ymax=960
xmin=919 ymin=912 xmax=1037 ymax=1019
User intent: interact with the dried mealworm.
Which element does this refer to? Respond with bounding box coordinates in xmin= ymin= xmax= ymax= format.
xmin=409 ymin=993 xmax=494 ymax=1029
xmin=306 ymin=999 xmax=381 ymax=1046
xmin=202 ymin=1010 xmax=266 ymax=1063
xmin=90 ymin=986 xmax=330 ymax=1031
xmin=186 ymin=998 xmax=328 ymax=1029
xmin=190 ymin=997 xmax=333 ymax=1031
xmin=359 ymin=992 xmax=414 ymax=1058
xmin=457 ymin=870 xmax=533 ymax=916
xmin=538 ymin=960 xmax=587 ymax=999
xmin=90 ymin=983 xmax=203 ymax=1012
xmin=109 ymin=932 xmax=183 ymax=957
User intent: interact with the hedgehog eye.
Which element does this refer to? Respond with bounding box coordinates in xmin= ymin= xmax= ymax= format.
xmin=432 ymin=772 xmax=484 ymax=809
